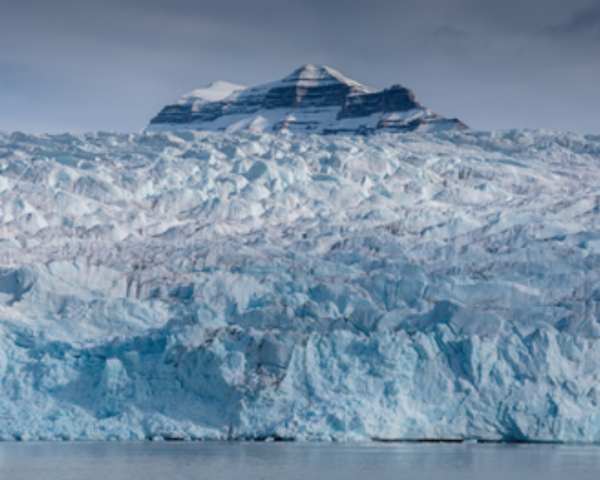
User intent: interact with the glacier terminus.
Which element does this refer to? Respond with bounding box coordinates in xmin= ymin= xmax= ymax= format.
xmin=1 ymin=129 xmax=600 ymax=442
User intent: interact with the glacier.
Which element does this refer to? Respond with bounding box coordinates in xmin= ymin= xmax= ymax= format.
xmin=1 ymin=129 xmax=600 ymax=442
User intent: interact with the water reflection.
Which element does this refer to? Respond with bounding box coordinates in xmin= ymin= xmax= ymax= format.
xmin=0 ymin=442 xmax=599 ymax=480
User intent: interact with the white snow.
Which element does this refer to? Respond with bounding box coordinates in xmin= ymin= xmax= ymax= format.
xmin=176 ymin=81 xmax=247 ymax=105
xmin=277 ymin=64 xmax=375 ymax=91
xmin=172 ymin=81 xmax=246 ymax=114
xmin=1 ymin=129 xmax=600 ymax=442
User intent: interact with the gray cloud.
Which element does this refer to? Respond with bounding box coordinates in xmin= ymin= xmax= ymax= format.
xmin=543 ymin=1 xmax=600 ymax=36
xmin=0 ymin=0 xmax=598 ymax=133
xmin=419 ymin=25 xmax=475 ymax=55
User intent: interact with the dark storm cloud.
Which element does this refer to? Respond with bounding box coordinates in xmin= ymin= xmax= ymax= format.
xmin=0 ymin=0 xmax=599 ymax=133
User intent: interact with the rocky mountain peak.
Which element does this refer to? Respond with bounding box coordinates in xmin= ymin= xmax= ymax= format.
xmin=280 ymin=64 xmax=373 ymax=91
xmin=147 ymin=65 xmax=467 ymax=135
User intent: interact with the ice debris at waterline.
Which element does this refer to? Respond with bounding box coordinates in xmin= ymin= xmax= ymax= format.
xmin=1 ymin=130 xmax=600 ymax=442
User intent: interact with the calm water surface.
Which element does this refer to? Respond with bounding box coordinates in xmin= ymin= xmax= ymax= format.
xmin=0 ymin=442 xmax=599 ymax=479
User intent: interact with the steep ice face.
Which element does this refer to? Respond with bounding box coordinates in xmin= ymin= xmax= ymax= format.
xmin=146 ymin=64 xmax=467 ymax=135
xmin=1 ymin=129 xmax=600 ymax=442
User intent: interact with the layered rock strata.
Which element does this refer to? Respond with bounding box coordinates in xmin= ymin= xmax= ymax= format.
xmin=147 ymin=65 xmax=467 ymax=134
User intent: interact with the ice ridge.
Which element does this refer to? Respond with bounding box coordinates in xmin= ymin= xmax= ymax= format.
xmin=1 ymin=129 xmax=600 ymax=442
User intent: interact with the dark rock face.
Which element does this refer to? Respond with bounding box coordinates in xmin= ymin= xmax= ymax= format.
xmin=263 ymin=84 xmax=354 ymax=109
xmin=147 ymin=65 xmax=468 ymax=134
xmin=341 ymin=85 xmax=420 ymax=119
xmin=151 ymin=105 xmax=194 ymax=125
xmin=190 ymin=102 xmax=228 ymax=123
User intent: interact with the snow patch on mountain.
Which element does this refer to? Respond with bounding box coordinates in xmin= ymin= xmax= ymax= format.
xmin=177 ymin=81 xmax=247 ymax=106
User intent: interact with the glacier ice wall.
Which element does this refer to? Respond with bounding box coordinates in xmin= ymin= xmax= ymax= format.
xmin=1 ymin=129 xmax=600 ymax=442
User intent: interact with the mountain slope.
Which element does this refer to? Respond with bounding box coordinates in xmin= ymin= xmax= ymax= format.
xmin=146 ymin=65 xmax=468 ymax=135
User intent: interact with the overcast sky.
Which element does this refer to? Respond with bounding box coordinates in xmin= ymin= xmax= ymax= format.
xmin=1 ymin=0 xmax=599 ymax=134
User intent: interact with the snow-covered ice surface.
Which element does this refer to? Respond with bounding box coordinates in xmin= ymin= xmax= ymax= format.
xmin=1 ymin=129 xmax=600 ymax=442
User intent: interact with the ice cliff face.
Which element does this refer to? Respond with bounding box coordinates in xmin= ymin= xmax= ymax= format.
xmin=146 ymin=65 xmax=468 ymax=135
xmin=1 ymin=129 xmax=600 ymax=442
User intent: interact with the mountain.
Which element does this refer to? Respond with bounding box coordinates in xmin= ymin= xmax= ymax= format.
xmin=146 ymin=65 xmax=468 ymax=135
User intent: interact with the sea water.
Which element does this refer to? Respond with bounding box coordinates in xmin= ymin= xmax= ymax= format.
xmin=0 ymin=442 xmax=599 ymax=480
